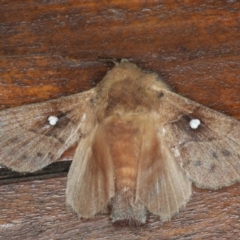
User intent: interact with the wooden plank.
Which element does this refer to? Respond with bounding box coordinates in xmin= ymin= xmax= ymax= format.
xmin=0 ymin=177 xmax=239 ymax=239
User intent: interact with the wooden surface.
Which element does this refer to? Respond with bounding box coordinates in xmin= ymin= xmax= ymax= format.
xmin=0 ymin=0 xmax=240 ymax=239
xmin=0 ymin=178 xmax=239 ymax=240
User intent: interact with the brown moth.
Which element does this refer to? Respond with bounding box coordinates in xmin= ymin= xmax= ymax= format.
xmin=0 ymin=59 xmax=240 ymax=225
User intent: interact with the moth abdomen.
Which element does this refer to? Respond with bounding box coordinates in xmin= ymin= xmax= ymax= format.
xmin=101 ymin=115 xmax=148 ymax=224
xmin=111 ymin=190 xmax=147 ymax=225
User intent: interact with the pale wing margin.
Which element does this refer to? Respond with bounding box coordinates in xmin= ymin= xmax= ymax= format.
xmin=0 ymin=88 xmax=97 ymax=172
xmin=158 ymin=89 xmax=240 ymax=189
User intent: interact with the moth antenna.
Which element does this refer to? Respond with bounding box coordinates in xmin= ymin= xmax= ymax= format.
xmin=97 ymin=57 xmax=119 ymax=65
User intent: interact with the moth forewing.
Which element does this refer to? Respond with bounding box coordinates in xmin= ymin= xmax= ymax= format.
xmin=0 ymin=88 xmax=97 ymax=172
xmin=158 ymin=89 xmax=240 ymax=189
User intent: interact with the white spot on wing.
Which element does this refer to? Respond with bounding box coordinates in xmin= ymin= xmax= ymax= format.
xmin=48 ymin=116 xmax=59 ymax=126
xmin=189 ymin=119 xmax=201 ymax=129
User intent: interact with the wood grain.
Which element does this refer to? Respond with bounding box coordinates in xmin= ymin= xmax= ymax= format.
xmin=0 ymin=177 xmax=239 ymax=239
xmin=0 ymin=0 xmax=240 ymax=239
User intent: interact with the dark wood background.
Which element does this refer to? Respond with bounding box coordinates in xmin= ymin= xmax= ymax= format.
xmin=0 ymin=1 xmax=240 ymax=239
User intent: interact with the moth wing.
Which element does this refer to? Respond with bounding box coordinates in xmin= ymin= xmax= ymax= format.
xmin=66 ymin=125 xmax=115 ymax=218
xmin=157 ymin=89 xmax=240 ymax=189
xmin=136 ymin=120 xmax=192 ymax=221
xmin=0 ymin=89 xmax=97 ymax=172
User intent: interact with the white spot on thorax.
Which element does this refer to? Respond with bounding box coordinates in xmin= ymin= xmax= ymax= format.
xmin=189 ymin=119 xmax=201 ymax=129
xmin=48 ymin=116 xmax=59 ymax=126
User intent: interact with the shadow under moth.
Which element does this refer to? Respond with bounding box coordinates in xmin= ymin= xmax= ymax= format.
xmin=0 ymin=59 xmax=240 ymax=225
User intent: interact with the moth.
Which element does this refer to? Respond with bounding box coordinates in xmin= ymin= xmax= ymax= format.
xmin=0 ymin=59 xmax=240 ymax=225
